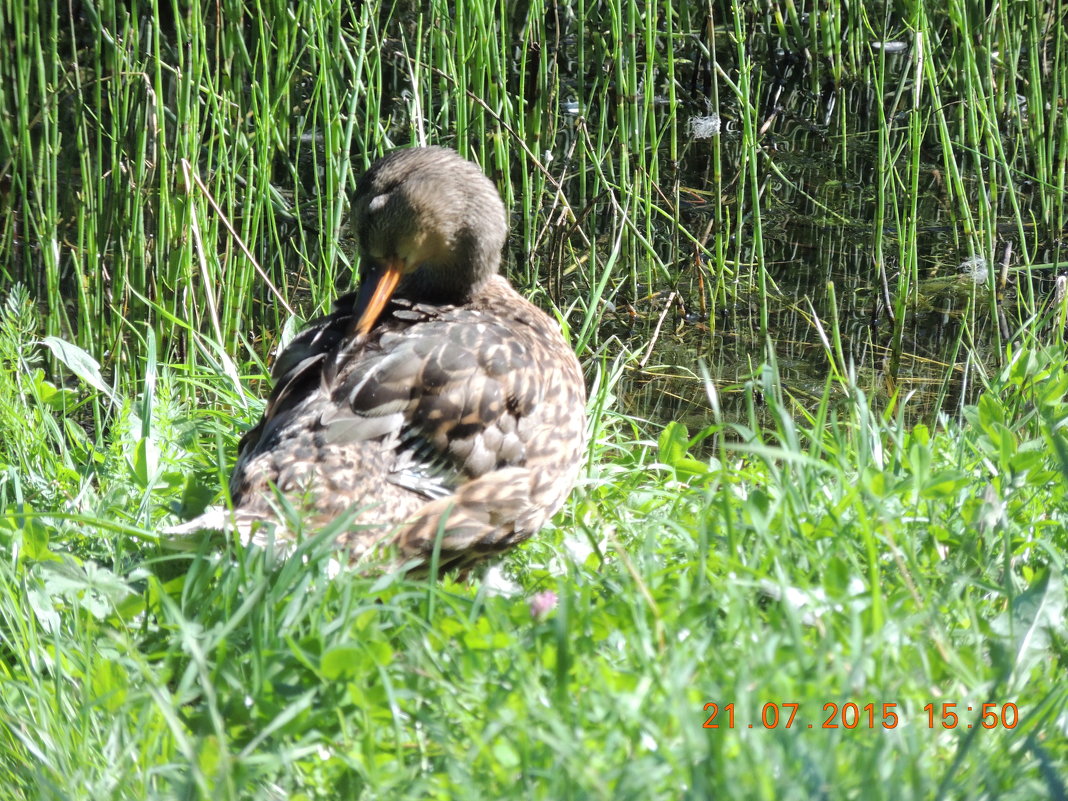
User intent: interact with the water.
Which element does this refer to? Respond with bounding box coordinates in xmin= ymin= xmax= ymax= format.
xmin=524 ymin=9 xmax=1067 ymax=430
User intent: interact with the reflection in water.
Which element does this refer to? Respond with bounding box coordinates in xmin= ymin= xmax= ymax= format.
xmin=523 ymin=8 xmax=1065 ymax=431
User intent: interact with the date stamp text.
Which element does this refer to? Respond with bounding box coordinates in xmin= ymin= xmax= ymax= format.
xmin=702 ymin=702 xmax=1019 ymax=730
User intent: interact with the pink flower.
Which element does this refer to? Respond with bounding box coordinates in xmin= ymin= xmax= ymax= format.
xmin=529 ymin=590 xmax=558 ymax=619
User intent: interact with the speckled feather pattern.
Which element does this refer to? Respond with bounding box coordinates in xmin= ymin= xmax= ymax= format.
xmin=227 ymin=147 xmax=586 ymax=573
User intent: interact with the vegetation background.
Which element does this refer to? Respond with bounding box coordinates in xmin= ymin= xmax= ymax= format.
xmin=0 ymin=0 xmax=1066 ymax=798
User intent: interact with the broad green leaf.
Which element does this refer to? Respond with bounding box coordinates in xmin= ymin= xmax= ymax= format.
xmin=40 ymin=336 xmax=117 ymax=403
xmin=321 ymin=645 xmax=362 ymax=680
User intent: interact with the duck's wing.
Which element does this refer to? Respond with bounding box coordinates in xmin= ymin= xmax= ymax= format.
xmin=230 ymin=286 xmax=585 ymax=569
xmin=326 ymin=301 xmax=549 ymax=490
xmin=326 ymin=291 xmax=586 ymax=564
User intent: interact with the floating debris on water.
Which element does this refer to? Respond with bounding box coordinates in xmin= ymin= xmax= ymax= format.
xmin=960 ymin=255 xmax=989 ymax=283
xmin=688 ymin=113 xmax=721 ymax=139
xmin=871 ymin=41 xmax=909 ymax=53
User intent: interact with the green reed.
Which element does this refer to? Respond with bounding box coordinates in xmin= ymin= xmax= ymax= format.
xmin=3 ymin=0 xmax=1064 ymax=420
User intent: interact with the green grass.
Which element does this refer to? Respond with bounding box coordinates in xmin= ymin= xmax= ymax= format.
xmin=1 ymin=0 xmax=1067 ymax=798
xmin=2 ymin=314 xmax=1067 ymax=799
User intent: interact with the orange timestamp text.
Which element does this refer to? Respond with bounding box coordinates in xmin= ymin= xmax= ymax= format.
xmin=702 ymin=702 xmax=1019 ymax=730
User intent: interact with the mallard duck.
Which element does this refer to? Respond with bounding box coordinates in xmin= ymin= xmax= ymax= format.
xmin=214 ymin=146 xmax=586 ymax=573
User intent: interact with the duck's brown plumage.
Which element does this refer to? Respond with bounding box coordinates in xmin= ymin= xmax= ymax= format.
xmin=227 ymin=146 xmax=586 ymax=573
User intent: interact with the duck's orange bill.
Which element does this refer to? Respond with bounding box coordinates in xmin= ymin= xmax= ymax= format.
xmin=354 ymin=260 xmax=404 ymax=335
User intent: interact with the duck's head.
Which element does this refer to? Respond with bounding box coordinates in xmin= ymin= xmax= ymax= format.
xmin=349 ymin=146 xmax=509 ymax=335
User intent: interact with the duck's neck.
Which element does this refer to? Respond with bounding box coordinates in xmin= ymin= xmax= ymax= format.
xmin=405 ymin=264 xmax=495 ymax=305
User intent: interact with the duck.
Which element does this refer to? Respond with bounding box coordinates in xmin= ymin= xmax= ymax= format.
xmin=211 ymin=145 xmax=586 ymax=574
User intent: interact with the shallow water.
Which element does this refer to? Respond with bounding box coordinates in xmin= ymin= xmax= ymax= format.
xmin=521 ymin=7 xmax=1067 ymax=431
